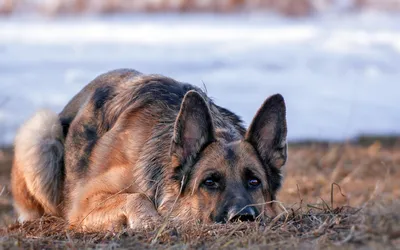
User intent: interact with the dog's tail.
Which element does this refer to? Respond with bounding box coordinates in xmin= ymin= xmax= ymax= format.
xmin=13 ymin=110 xmax=65 ymax=219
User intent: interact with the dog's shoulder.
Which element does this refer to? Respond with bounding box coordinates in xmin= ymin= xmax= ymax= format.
xmin=59 ymin=69 xmax=142 ymax=133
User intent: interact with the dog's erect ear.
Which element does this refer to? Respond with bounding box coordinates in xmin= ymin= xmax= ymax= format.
xmin=245 ymin=94 xmax=287 ymax=169
xmin=171 ymin=90 xmax=215 ymax=170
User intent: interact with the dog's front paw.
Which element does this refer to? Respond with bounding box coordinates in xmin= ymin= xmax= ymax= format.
xmin=128 ymin=214 xmax=162 ymax=230
xmin=125 ymin=193 xmax=162 ymax=230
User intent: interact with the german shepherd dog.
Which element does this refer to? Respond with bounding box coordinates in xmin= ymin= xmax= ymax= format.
xmin=11 ymin=69 xmax=287 ymax=230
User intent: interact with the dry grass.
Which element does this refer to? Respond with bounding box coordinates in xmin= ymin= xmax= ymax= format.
xmin=1 ymin=203 xmax=399 ymax=249
xmin=0 ymin=137 xmax=399 ymax=249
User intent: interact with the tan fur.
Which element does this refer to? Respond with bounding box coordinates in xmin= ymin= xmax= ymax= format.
xmin=64 ymin=106 xmax=161 ymax=230
xmin=68 ymin=168 xmax=159 ymax=230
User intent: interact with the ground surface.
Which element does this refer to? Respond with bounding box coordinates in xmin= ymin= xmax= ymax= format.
xmin=0 ymin=138 xmax=399 ymax=249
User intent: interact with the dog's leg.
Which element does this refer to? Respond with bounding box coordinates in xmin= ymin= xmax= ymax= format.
xmin=69 ymin=193 xmax=161 ymax=231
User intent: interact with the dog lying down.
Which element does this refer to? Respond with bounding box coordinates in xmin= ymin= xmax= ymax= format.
xmin=12 ymin=69 xmax=287 ymax=230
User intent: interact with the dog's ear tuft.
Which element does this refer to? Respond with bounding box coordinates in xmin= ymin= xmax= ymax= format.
xmin=245 ymin=94 xmax=287 ymax=169
xmin=171 ymin=91 xmax=215 ymax=173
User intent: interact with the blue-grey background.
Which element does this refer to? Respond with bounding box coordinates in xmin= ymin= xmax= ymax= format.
xmin=0 ymin=11 xmax=399 ymax=144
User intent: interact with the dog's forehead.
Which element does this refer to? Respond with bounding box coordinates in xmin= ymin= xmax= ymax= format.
xmin=195 ymin=141 xmax=263 ymax=176
xmin=224 ymin=143 xmax=238 ymax=165
xmin=222 ymin=142 xmax=262 ymax=169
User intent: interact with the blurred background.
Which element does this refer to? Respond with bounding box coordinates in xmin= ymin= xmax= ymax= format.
xmin=0 ymin=0 xmax=400 ymax=145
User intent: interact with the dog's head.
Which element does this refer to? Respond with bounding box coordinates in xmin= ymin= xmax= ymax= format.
xmin=169 ymin=90 xmax=287 ymax=223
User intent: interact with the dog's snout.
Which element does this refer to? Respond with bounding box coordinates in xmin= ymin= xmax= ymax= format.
xmin=228 ymin=206 xmax=256 ymax=222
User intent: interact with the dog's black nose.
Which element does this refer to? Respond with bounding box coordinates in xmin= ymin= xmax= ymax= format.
xmin=228 ymin=206 xmax=256 ymax=222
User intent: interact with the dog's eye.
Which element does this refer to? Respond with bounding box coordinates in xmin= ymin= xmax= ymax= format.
xmin=248 ymin=178 xmax=261 ymax=188
xmin=203 ymin=178 xmax=219 ymax=189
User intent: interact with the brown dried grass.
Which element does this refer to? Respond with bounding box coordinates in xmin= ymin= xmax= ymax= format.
xmin=0 ymin=138 xmax=399 ymax=249
xmin=1 ymin=201 xmax=399 ymax=249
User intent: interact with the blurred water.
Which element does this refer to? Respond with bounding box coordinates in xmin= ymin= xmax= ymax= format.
xmin=0 ymin=13 xmax=399 ymax=144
